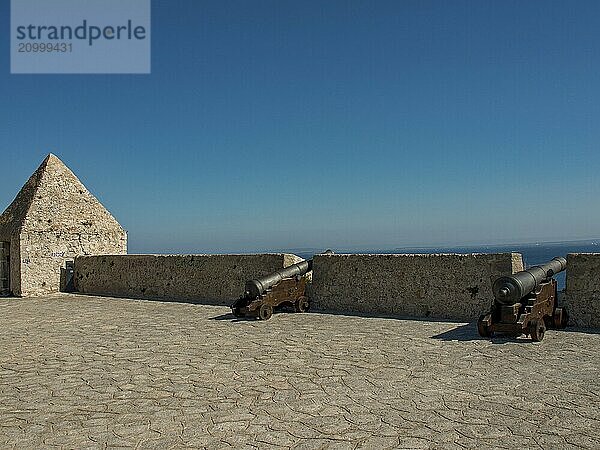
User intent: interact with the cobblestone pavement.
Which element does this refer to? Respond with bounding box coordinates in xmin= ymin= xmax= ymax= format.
xmin=1 ymin=294 xmax=599 ymax=449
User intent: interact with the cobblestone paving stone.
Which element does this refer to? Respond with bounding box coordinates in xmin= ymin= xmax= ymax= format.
xmin=0 ymin=294 xmax=599 ymax=449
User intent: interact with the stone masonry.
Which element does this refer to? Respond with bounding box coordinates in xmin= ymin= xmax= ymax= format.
xmin=311 ymin=253 xmax=524 ymax=321
xmin=0 ymin=154 xmax=126 ymax=296
xmin=565 ymin=253 xmax=600 ymax=328
xmin=74 ymin=253 xmax=303 ymax=305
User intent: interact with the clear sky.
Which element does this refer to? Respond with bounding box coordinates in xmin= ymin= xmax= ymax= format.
xmin=1 ymin=1 xmax=599 ymax=253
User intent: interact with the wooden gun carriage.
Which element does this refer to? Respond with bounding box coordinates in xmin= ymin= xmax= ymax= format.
xmin=231 ymin=259 xmax=312 ymax=320
xmin=478 ymin=257 xmax=568 ymax=341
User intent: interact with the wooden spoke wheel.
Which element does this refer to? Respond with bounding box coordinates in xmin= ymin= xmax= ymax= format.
xmin=258 ymin=304 xmax=273 ymax=321
xmin=294 ymin=296 xmax=310 ymax=313
xmin=477 ymin=315 xmax=492 ymax=338
xmin=529 ymin=319 xmax=546 ymax=342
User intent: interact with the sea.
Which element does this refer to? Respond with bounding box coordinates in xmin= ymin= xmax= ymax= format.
xmin=289 ymin=240 xmax=600 ymax=290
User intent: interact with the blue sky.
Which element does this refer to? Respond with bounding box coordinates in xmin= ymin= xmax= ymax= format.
xmin=1 ymin=1 xmax=599 ymax=253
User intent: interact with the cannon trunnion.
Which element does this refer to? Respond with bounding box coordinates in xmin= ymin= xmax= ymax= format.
xmin=478 ymin=257 xmax=568 ymax=341
xmin=231 ymin=259 xmax=312 ymax=320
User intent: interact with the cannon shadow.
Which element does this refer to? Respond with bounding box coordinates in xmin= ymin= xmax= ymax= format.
xmin=431 ymin=322 xmax=534 ymax=344
xmin=209 ymin=304 xmax=298 ymax=321
xmin=209 ymin=313 xmax=247 ymax=322
xmin=431 ymin=322 xmax=599 ymax=341
xmin=430 ymin=323 xmax=534 ymax=343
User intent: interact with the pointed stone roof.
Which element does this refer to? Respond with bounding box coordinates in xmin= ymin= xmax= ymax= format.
xmin=0 ymin=154 xmax=125 ymax=238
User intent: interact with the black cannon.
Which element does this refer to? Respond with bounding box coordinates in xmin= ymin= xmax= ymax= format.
xmin=478 ymin=256 xmax=568 ymax=341
xmin=244 ymin=259 xmax=312 ymax=300
xmin=231 ymin=257 xmax=316 ymax=320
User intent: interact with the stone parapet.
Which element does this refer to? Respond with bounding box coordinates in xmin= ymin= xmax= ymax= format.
xmin=74 ymin=253 xmax=302 ymax=305
xmin=310 ymin=253 xmax=523 ymax=321
xmin=565 ymin=253 xmax=600 ymax=328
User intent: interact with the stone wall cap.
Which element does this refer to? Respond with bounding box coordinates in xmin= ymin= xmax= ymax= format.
xmin=314 ymin=252 xmax=519 ymax=257
xmin=75 ymin=253 xmax=301 ymax=258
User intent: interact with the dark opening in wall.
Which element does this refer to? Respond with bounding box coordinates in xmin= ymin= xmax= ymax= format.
xmin=0 ymin=242 xmax=10 ymax=296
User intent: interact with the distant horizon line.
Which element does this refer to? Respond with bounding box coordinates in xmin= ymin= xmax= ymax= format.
xmin=263 ymin=237 xmax=600 ymax=254
xmin=128 ymin=237 xmax=600 ymax=255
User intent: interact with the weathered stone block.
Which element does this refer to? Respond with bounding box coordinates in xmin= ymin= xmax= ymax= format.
xmin=311 ymin=253 xmax=523 ymax=321
xmin=565 ymin=253 xmax=600 ymax=328
xmin=74 ymin=253 xmax=303 ymax=305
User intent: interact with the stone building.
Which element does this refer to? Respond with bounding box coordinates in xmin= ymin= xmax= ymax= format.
xmin=0 ymin=154 xmax=127 ymax=296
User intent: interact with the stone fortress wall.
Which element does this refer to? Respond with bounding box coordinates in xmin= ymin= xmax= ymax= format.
xmin=20 ymin=231 xmax=126 ymax=297
xmin=73 ymin=251 xmax=600 ymax=326
xmin=74 ymin=252 xmax=522 ymax=321
xmin=74 ymin=253 xmax=302 ymax=305
xmin=310 ymin=253 xmax=524 ymax=322
xmin=565 ymin=253 xmax=600 ymax=328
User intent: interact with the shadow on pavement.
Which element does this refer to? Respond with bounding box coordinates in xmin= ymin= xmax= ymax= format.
xmin=70 ymin=291 xmax=230 ymax=307
xmin=209 ymin=312 xmax=247 ymax=322
xmin=431 ymin=323 xmax=487 ymax=341
xmin=210 ymin=305 xmax=298 ymax=322
xmin=431 ymin=322 xmax=599 ymax=342
xmin=431 ymin=323 xmax=536 ymax=344
xmin=561 ymin=326 xmax=600 ymax=335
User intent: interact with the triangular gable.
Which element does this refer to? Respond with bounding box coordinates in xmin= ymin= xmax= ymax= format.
xmin=0 ymin=154 xmax=125 ymax=238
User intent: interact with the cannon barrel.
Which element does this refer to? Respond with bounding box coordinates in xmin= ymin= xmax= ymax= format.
xmin=492 ymin=256 xmax=567 ymax=305
xmin=245 ymin=259 xmax=313 ymax=299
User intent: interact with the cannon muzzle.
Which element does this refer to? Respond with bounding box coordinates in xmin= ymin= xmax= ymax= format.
xmin=492 ymin=256 xmax=567 ymax=305
xmin=245 ymin=259 xmax=312 ymax=299
xmin=243 ymin=250 xmax=334 ymax=299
